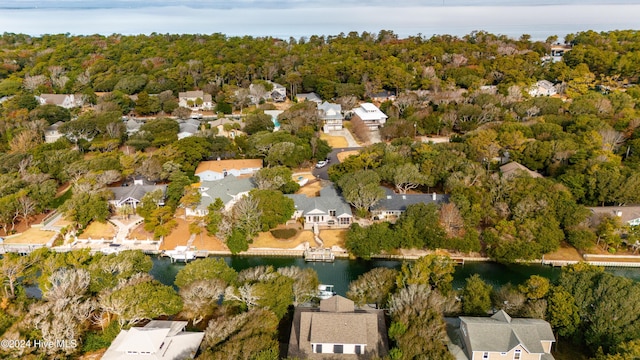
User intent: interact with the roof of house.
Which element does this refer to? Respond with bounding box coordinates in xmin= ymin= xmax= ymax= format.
xmin=102 ymin=320 xmax=204 ymax=360
xmin=371 ymin=187 xmax=449 ymax=212
xmin=195 ymin=159 xmax=263 ymax=175
xmin=371 ymin=90 xmax=396 ymax=99
xmin=318 ymin=101 xmax=343 ymax=120
xmin=297 ymin=92 xmax=322 ymax=103
xmin=179 ymin=90 xmax=204 ymax=98
xmin=499 ymin=161 xmax=543 ymax=179
xmin=536 ymin=80 xmax=556 ymax=90
xmin=110 ymin=184 xmax=166 ymax=204
xmin=47 ymin=121 xmax=65 ymax=131
xmin=289 ymin=295 xmax=388 ymax=358
xmin=126 ymin=119 xmax=142 ymax=132
xmin=460 ymin=310 xmax=555 ymax=355
xmin=197 ymin=175 xmax=256 ymax=210
xmin=354 ymin=103 xmax=388 ymax=121
xmin=589 ymin=206 xmax=640 ymax=224
xmin=179 ymin=122 xmax=199 ymax=134
xmin=286 ymin=185 xmax=352 ymax=218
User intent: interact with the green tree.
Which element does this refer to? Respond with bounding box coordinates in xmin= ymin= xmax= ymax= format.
xmin=462 ymin=274 xmax=492 ymax=315
xmin=336 ymin=169 xmax=384 ymax=216
xmin=347 ymin=267 xmax=398 ymax=307
xmin=397 ymin=255 xmax=455 ymax=294
xmin=60 ymin=191 xmax=110 ymax=229
xmin=106 ymin=280 xmax=183 ymax=326
xmin=174 ymin=257 xmax=237 ymax=288
xmin=249 ymin=189 xmax=295 ymax=231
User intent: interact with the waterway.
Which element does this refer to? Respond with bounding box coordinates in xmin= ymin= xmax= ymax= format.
xmin=150 ymin=256 xmax=640 ymax=295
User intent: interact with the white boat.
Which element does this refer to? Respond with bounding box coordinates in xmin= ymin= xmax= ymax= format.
xmin=164 ymin=246 xmax=197 ymax=262
xmin=317 ymin=284 xmax=336 ymax=300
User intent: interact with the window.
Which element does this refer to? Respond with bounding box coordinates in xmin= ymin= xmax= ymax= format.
xmin=315 ymin=344 xmax=322 ymax=353
xmin=355 ymin=345 xmax=362 ymax=355
xmin=482 ymin=352 xmax=489 ymax=359
xmin=329 ymin=210 xmax=336 ymax=216
xmin=514 ymin=349 xmax=521 ymax=360
xmin=333 ymin=345 xmax=343 ymax=354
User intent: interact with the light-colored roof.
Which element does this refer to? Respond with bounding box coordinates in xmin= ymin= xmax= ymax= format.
xmin=102 ymin=320 xmax=204 ymax=360
xmin=499 ymin=161 xmax=543 ymax=179
xmin=320 ymin=294 xmax=355 ymax=312
xmin=589 ymin=206 xmax=640 ymax=224
xmin=195 ymin=159 xmax=263 ymax=175
xmin=179 ymin=90 xmax=204 ymax=98
xmin=460 ymin=310 xmax=555 ymax=355
xmin=197 ymin=175 xmax=256 ymax=210
xmin=354 ymin=103 xmax=388 ymax=121
xmin=318 ymin=102 xmax=343 ymax=120
xmin=297 ymin=92 xmax=322 ymax=103
xmin=286 ymin=185 xmax=352 ymax=218
xmin=110 ymin=185 xmax=166 ymax=204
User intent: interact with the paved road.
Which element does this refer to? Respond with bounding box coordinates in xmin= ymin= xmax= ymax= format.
xmin=313 ymin=147 xmax=362 ymax=180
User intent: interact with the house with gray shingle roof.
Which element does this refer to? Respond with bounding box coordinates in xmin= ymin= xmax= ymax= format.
xmin=186 ymin=175 xmax=256 ymax=217
xmin=371 ymin=187 xmax=448 ymax=219
xmin=44 ymin=121 xmax=66 ymax=143
xmin=447 ymin=310 xmax=555 ymax=360
xmin=36 ymin=93 xmax=84 ymax=109
xmin=288 ymin=295 xmax=388 ymax=359
xmin=109 ymin=184 xmax=167 ymax=209
xmin=296 ymin=92 xmax=322 ymax=105
xmin=286 ymin=185 xmax=352 ymax=230
xmin=178 ymin=90 xmax=213 ymax=110
xmin=178 ymin=119 xmax=201 ymax=139
xmin=318 ymin=101 xmax=344 ymax=132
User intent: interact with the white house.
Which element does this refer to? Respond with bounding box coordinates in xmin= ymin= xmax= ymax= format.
xmin=186 ymin=175 xmax=256 ymax=216
xmin=286 ymin=186 xmax=353 ymax=230
xmin=109 ymin=183 xmax=166 ymax=210
xmin=528 ymin=80 xmax=557 ymax=97
xmin=318 ymin=101 xmax=344 ymax=132
xmin=270 ymin=82 xmax=287 ymax=102
xmin=447 ymin=310 xmax=555 ymax=360
xmin=288 ymin=295 xmax=388 ymax=359
xmin=352 ymin=103 xmax=388 ymax=130
xmin=194 ymin=159 xmax=263 ymax=182
xmin=178 ymin=90 xmax=213 ymax=110
xmin=44 ymin=121 xmax=66 ymax=143
xmin=102 ymin=320 xmax=204 ymax=360
xmin=36 ymin=94 xmax=84 ymax=109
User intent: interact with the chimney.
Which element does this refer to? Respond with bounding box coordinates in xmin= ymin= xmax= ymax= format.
xmin=432 ymin=192 xmax=437 ymax=201
xmin=616 ymin=211 xmax=623 ymax=217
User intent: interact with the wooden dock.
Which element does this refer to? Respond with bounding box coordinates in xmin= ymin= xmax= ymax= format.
xmin=304 ymin=248 xmax=335 ymax=262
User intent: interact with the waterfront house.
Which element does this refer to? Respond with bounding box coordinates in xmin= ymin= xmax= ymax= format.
xmin=102 ymin=320 xmax=204 ymax=360
xmin=296 ymin=92 xmax=323 ymax=105
xmin=371 ymin=188 xmax=449 ymax=219
xmin=44 ymin=121 xmax=65 ymax=143
xmin=286 ymin=185 xmax=353 ymax=230
xmin=186 ymin=175 xmax=256 ymax=216
xmin=318 ymin=101 xmax=344 ymax=132
xmin=446 ymin=310 xmax=555 ymax=360
xmin=288 ymin=295 xmax=388 ymax=359
xmin=109 ymin=179 xmax=166 ymax=210
xmin=528 ymin=80 xmax=557 ymax=97
xmin=352 ymin=103 xmax=388 ymax=130
xmin=194 ymin=159 xmax=263 ymax=182
xmin=178 ymin=90 xmax=213 ymax=110
xmin=499 ymin=161 xmax=543 ymax=180
xmin=36 ymin=93 xmax=83 ymax=109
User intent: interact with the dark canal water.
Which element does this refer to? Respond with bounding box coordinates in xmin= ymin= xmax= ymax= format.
xmin=150 ymin=256 xmax=640 ymax=295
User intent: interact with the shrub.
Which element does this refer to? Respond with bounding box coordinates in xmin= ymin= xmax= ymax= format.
xmin=270 ymin=228 xmax=297 ymax=239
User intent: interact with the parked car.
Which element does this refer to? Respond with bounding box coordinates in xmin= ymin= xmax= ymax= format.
xmin=315 ymin=160 xmax=328 ymax=168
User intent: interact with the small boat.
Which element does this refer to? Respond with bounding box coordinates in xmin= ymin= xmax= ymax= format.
xmin=317 ymin=284 xmax=336 ymax=299
xmin=164 ymin=246 xmax=197 ymax=262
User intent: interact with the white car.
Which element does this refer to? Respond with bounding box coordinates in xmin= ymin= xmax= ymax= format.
xmin=315 ymin=160 xmax=328 ymax=168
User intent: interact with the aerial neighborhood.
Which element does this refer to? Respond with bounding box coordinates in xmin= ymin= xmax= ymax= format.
xmin=1 ymin=29 xmax=640 ymax=359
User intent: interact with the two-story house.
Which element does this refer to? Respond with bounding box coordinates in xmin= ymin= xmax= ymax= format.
xmin=288 ymin=295 xmax=388 ymax=359
xmin=352 ymin=103 xmax=388 ymax=130
xmin=36 ymin=93 xmax=84 ymax=109
xmin=447 ymin=310 xmax=555 ymax=360
xmin=528 ymin=80 xmax=557 ymax=97
xmin=178 ymin=90 xmax=213 ymax=110
xmin=318 ymin=101 xmax=344 ymax=132
xmin=186 ymin=175 xmax=256 ymax=216
xmin=286 ymin=186 xmax=353 ymax=230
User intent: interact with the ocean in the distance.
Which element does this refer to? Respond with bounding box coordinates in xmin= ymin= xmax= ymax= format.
xmin=1 ymin=1 xmax=640 ymax=40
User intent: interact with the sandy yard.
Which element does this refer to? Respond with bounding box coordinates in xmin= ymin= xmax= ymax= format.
xmin=129 ymin=217 xmax=227 ymax=251
xmin=2 ymin=228 xmax=55 ymax=244
xmin=78 ymin=221 xmax=116 ymax=239
xmin=544 ymin=243 xmax=583 ymax=261
xmin=337 ymin=150 xmax=359 ymax=162
xmin=318 ymin=229 xmax=347 ymax=248
xmin=320 ymin=133 xmax=349 ymax=148
xmin=252 ymin=228 xmax=317 ymax=249
xmin=295 ymin=181 xmax=322 ymax=197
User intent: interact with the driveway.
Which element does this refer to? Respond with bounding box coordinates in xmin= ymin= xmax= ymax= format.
xmin=313 ymin=147 xmax=361 ymax=180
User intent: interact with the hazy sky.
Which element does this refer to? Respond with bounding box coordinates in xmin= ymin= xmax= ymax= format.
xmin=1 ymin=2 xmax=640 ymax=39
